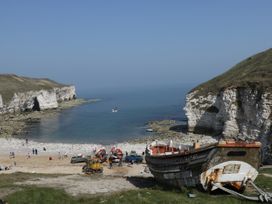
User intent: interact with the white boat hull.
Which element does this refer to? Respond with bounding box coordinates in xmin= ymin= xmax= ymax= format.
xmin=200 ymin=160 xmax=258 ymax=191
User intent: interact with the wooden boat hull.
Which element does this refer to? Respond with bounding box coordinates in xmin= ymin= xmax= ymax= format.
xmin=145 ymin=142 xmax=261 ymax=190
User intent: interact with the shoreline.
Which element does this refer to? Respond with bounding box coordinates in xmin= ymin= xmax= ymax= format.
xmin=0 ymin=98 xmax=95 ymax=139
xmin=0 ymin=137 xmax=147 ymax=156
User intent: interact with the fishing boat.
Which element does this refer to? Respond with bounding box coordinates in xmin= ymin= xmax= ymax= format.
xmin=145 ymin=139 xmax=261 ymax=192
xmin=112 ymin=107 xmax=118 ymax=113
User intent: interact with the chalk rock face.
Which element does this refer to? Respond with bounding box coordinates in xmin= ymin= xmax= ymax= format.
xmin=0 ymin=85 xmax=76 ymax=113
xmin=55 ymin=86 xmax=76 ymax=102
xmin=184 ymin=48 xmax=272 ymax=163
xmin=185 ymin=87 xmax=272 ymax=139
xmin=0 ymin=95 xmax=3 ymax=109
xmin=184 ymin=87 xmax=272 ymax=163
xmin=36 ymin=90 xmax=58 ymax=110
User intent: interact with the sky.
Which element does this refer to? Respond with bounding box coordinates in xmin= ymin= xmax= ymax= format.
xmin=0 ymin=1 xmax=271 ymax=93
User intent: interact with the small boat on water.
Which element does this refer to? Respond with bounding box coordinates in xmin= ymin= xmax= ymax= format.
xmin=112 ymin=107 xmax=118 ymax=113
xmin=145 ymin=139 xmax=262 ymax=193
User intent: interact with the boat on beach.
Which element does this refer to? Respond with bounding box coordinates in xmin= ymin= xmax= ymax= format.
xmin=145 ymin=139 xmax=261 ymax=192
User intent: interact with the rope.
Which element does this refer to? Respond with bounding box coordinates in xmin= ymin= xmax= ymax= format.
xmin=248 ymin=180 xmax=272 ymax=203
xmin=211 ymin=182 xmax=266 ymax=202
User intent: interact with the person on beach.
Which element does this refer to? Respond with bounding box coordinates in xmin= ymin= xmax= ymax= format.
xmin=109 ymin=157 xmax=113 ymax=169
xmin=35 ymin=149 xmax=38 ymax=155
xmin=9 ymin=152 xmax=15 ymax=159
xmin=25 ymin=138 xmax=28 ymax=144
xmin=32 ymin=148 xmax=35 ymax=155
xmin=64 ymin=152 xmax=68 ymax=158
xmin=43 ymin=147 xmax=46 ymax=151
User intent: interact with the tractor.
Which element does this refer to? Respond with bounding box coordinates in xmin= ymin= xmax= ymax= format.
xmin=82 ymin=157 xmax=103 ymax=174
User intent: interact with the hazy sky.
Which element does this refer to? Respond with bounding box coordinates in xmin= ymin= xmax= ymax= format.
xmin=0 ymin=1 xmax=271 ymax=93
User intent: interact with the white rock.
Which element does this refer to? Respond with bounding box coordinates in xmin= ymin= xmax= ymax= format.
xmin=36 ymin=90 xmax=58 ymax=110
xmin=0 ymin=94 xmax=3 ymax=109
xmin=184 ymin=87 xmax=272 ymax=140
xmin=0 ymin=86 xmax=76 ymax=114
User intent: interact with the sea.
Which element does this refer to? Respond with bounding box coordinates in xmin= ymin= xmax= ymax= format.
xmin=25 ymin=84 xmax=193 ymax=145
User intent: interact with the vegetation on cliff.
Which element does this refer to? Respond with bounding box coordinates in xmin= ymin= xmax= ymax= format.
xmin=0 ymin=74 xmax=65 ymax=104
xmin=192 ymin=48 xmax=272 ymax=96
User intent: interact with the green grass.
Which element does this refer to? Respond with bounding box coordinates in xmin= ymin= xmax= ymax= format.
xmin=191 ymin=48 xmax=272 ymax=97
xmin=4 ymin=187 xmax=254 ymax=204
xmin=2 ymin=171 xmax=272 ymax=204
xmin=0 ymin=172 xmax=64 ymax=188
xmin=0 ymin=74 xmax=65 ymax=104
xmin=259 ymin=167 xmax=272 ymax=175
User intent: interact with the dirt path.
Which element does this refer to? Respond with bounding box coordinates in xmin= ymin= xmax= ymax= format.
xmin=15 ymin=174 xmax=152 ymax=196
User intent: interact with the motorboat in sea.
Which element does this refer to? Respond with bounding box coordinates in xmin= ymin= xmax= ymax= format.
xmin=112 ymin=107 xmax=118 ymax=113
xmin=145 ymin=139 xmax=271 ymax=201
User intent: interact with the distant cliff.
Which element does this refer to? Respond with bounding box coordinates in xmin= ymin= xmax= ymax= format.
xmin=184 ymin=48 xmax=272 ymax=163
xmin=0 ymin=74 xmax=76 ymax=114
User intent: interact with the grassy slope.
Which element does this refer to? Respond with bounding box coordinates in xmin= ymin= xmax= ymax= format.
xmin=0 ymin=74 xmax=65 ymax=104
xmin=192 ymin=48 xmax=272 ymax=96
xmin=2 ymin=169 xmax=272 ymax=204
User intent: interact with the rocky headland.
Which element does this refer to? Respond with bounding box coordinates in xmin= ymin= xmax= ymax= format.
xmin=0 ymin=74 xmax=82 ymax=138
xmin=184 ymin=48 xmax=272 ymax=163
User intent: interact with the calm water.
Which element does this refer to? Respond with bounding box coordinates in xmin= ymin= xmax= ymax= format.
xmin=25 ymin=84 xmax=192 ymax=144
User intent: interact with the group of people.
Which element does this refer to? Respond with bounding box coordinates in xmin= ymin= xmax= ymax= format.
xmin=32 ymin=148 xmax=38 ymax=155
xmin=9 ymin=152 xmax=15 ymax=159
xmin=0 ymin=165 xmax=11 ymax=171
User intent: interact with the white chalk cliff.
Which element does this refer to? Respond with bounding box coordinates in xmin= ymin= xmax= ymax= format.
xmin=0 ymin=86 xmax=76 ymax=113
xmin=184 ymin=48 xmax=272 ymax=163
xmin=0 ymin=74 xmax=76 ymax=113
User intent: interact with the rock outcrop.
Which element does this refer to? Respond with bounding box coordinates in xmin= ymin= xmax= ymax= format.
xmin=0 ymin=74 xmax=76 ymax=114
xmin=184 ymin=48 xmax=272 ymax=163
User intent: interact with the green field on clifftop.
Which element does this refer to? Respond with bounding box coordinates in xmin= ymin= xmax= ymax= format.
xmin=0 ymin=74 xmax=65 ymax=104
xmin=192 ymin=48 xmax=272 ymax=96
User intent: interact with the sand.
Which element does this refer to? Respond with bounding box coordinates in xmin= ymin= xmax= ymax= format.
xmin=0 ymin=138 xmax=153 ymax=196
xmin=0 ymin=138 xmax=148 ymax=176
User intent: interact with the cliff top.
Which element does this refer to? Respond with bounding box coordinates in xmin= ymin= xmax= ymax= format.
xmin=0 ymin=74 xmax=65 ymax=104
xmin=192 ymin=48 xmax=272 ymax=96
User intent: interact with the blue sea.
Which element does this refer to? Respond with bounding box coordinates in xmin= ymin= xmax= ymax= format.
xmin=26 ymin=84 xmax=192 ymax=144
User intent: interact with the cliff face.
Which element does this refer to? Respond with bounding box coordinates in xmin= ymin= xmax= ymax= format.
xmin=184 ymin=48 xmax=272 ymax=163
xmin=0 ymin=75 xmax=76 ymax=114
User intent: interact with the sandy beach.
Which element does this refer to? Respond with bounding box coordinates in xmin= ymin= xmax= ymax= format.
xmin=0 ymin=134 xmax=217 ymax=174
xmin=0 ymin=138 xmax=148 ymax=174
xmin=0 ymin=138 xmax=153 ymax=196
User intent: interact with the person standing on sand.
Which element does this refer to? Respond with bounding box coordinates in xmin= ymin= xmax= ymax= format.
xmin=32 ymin=148 xmax=35 ymax=155
xmin=109 ymin=157 xmax=113 ymax=169
xmin=35 ymin=149 xmax=38 ymax=155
